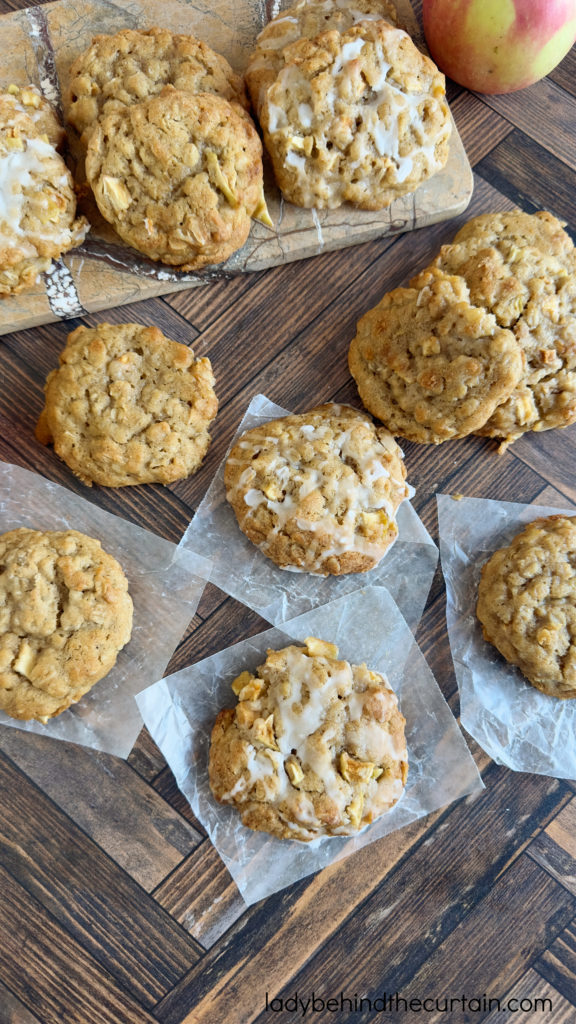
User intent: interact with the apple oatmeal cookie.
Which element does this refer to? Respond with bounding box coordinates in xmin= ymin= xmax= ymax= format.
xmin=255 ymin=19 xmax=451 ymax=209
xmin=349 ymin=267 xmax=524 ymax=443
xmin=477 ymin=515 xmax=576 ymax=699
xmin=85 ymin=87 xmax=266 ymax=269
xmin=209 ymin=637 xmax=408 ymax=841
xmin=36 ymin=322 xmax=218 ymax=487
xmin=0 ymin=528 xmax=133 ymax=722
xmin=224 ymin=403 xmax=409 ymax=575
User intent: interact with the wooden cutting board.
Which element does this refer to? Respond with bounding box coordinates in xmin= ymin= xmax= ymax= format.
xmin=0 ymin=0 xmax=473 ymax=335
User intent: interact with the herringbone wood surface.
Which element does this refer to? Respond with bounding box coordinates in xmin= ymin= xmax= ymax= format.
xmin=1 ymin=2 xmax=576 ymax=1022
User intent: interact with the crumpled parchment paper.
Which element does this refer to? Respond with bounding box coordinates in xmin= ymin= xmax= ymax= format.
xmin=437 ymin=492 xmax=576 ymax=779
xmin=179 ymin=395 xmax=438 ymax=631
xmin=0 ymin=463 xmax=209 ymax=757
xmin=136 ymin=585 xmax=483 ymax=905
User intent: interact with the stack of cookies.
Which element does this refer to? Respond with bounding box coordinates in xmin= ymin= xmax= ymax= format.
xmin=245 ymin=0 xmax=452 ymax=209
xmin=64 ymin=27 xmax=270 ymax=270
xmin=349 ymin=209 xmax=576 ymax=447
xmin=0 ymin=84 xmax=87 ymax=296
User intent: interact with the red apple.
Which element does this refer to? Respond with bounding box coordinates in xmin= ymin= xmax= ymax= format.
xmin=423 ymin=0 xmax=576 ymax=93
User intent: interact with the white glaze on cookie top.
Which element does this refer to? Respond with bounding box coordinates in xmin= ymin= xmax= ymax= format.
xmin=258 ymin=20 xmax=450 ymax=210
xmin=0 ymin=99 xmax=88 ymax=296
xmin=224 ymin=403 xmax=409 ymax=575
xmin=208 ymin=638 xmax=408 ymax=841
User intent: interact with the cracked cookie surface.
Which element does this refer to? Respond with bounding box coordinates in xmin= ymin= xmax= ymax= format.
xmin=36 ymin=322 xmax=218 ymax=487
xmin=209 ymin=637 xmax=408 ymax=841
xmin=246 ymin=0 xmax=398 ymax=115
xmin=255 ymin=19 xmax=450 ymax=209
xmin=85 ymin=87 xmax=264 ymax=269
xmin=65 ymin=27 xmax=248 ymax=145
xmin=0 ymin=93 xmax=88 ymax=297
xmin=224 ymin=403 xmax=408 ymax=575
xmin=0 ymin=528 xmax=133 ymax=721
xmin=477 ymin=515 xmax=576 ymax=699
xmin=349 ymin=267 xmax=524 ymax=443
xmin=431 ymin=211 xmax=576 ymax=444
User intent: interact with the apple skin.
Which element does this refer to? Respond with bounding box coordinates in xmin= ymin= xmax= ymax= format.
xmin=422 ymin=0 xmax=576 ymax=94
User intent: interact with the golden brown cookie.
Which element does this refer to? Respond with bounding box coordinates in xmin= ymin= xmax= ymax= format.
xmin=0 ymin=528 xmax=133 ymax=722
xmin=85 ymin=87 xmax=265 ymax=269
xmin=0 ymin=96 xmax=88 ymax=297
xmin=209 ymin=636 xmax=408 ymax=841
xmin=477 ymin=515 xmax=576 ymax=699
xmin=246 ymin=0 xmax=398 ymax=115
xmin=65 ymin=27 xmax=248 ymax=145
xmin=255 ymin=20 xmax=450 ymax=209
xmin=431 ymin=211 xmax=576 ymax=444
xmin=349 ymin=267 xmax=525 ymax=443
xmin=36 ymin=322 xmax=218 ymax=487
xmin=224 ymin=403 xmax=408 ymax=575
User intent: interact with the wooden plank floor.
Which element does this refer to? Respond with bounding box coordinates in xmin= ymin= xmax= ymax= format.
xmin=1 ymin=2 xmax=576 ymax=1022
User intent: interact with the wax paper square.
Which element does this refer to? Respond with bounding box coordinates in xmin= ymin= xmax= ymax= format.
xmin=0 ymin=463 xmax=209 ymax=757
xmin=438 ymin=493 xmax=576 ymax=779
xmin=179 ymin=395 xmax=438 ymax=631
xmin=136 ymin=586 xmax=483 ymax=905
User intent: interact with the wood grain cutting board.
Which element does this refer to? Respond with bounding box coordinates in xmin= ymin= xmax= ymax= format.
xmin=0 ymin=0 xmax=473 ymax=335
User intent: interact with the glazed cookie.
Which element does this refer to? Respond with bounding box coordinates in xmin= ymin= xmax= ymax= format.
xmin=430 ymin=211 xmax=576 ymax=444
xmin=0 ymin=84 xmax=65 ymax=148
xmin=209 ymin=637 xmax=408 ymax=841
xmin=257 ymin=20 xmax=451 ymax=209
xmin=246 ymin=0 xmax=398 ymax=115
xmin=65 ymin=27 xmax=248 ymax=145
xmin=349 ymin=267 xmax=525 ymax=443
xmin=224 ymin=403 xmax=408 ymax=575
xmin=85 ymin=88 xmax=266 ymax=269
xmin=0 ymin=101 xmax=88 ymax=297
xmin=477 ymin=515 xmax=576 ymax=699
xmin=36 ymin=322 xmax=218 ymax=487
xmin=0 ymin=528 xmax=133 ymax=722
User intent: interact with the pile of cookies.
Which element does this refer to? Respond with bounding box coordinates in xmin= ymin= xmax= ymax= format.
xmin=65 ymin=27 xmax=269 ymax=271
xmin=349 ymin=209 xmax=576 ymax=448
xmin=0 ymin=84 xmax=87 ymax=296
xmin=246 ymin=0 xmax=452 ymax=209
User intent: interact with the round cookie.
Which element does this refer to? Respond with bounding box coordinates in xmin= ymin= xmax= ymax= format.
xmin=349 ymin=267 xmax=525 ymax=443
xmin=209 ymin=637 xmax=408 ymax=841
xmin=430 ymin=210 xmax=576 ymax=444
xmin=0 ymin=528 xmax=133 ymax=722
xmin=257 ymin=20 xmax=451 ymax=209
xmin=36 ymin=322 xmax=218 ymax=487
xmin=0 ymin=101 xmax=88 ymax=297
xmin=477 ymin=516 xmax=576 ymax=700
xmin=85 ymin=87 xmax=265 ymax=269
xmin=246 ymin=0 xmax=398 ymax=115
xmin=65 ymin=27 xmax=248 ymax=144
xmin=224 ymin=403 xmax=408 ymax=575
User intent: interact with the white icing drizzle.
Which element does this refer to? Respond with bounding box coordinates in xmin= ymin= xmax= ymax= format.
xmin=229 ymin=412 xmax=407 ymax=566
xmin=233 ymin=646 xmax=407 ymax=835
xmin=0 ymin=135 xmax=55 ymax=235
xmin=273 ymin=25 xmax=445 ymax=190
